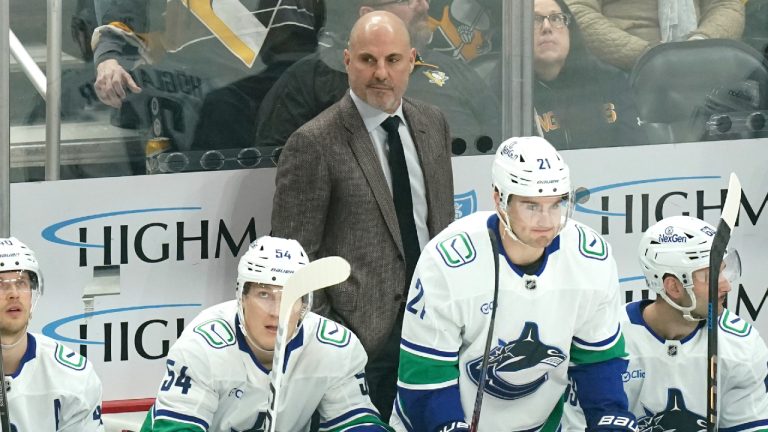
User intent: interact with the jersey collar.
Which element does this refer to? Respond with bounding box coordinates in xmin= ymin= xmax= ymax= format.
xmin=626 ymin=300 xmax=705 ymax=344
xmin=11 ymin=333 xmax=37 ymax=379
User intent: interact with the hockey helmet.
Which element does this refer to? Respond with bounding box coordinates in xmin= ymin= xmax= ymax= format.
xmin=492 ymin=136 xmax=574 ymax=243
xmin=236 ymin=236 xmax=310 ymax=344
xmin=638 ymin=216 xmax=741 ymax=321
xmin=0 ymin=237 xmax=43 ymax=310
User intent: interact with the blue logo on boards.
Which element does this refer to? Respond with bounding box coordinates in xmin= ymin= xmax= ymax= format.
xmin=465 ymin=322 xmax=566 ymax=400
xmin=42 ymin=304 xmax=200 ymax=345
xmin=574 ymin=176 xmax=720 ymax=217
xmin=454 ymin=190 xmax=478 ymax=219
xmin=41 ymin=207 xmax=202 ymax=249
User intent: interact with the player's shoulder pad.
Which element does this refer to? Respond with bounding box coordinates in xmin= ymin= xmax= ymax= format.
xmin=315 ymin=316 xmax=353 ymax=349
xmin=718 ymin=309 xmax=754 ymax=338
xmin=192 ymin=317 xmax=237 ymax=349
xmin=568 ymin=220 xmax=610 ymax=261
xmin=53 ymin=342 xmax=89 ymax=372
xmin=432 ymin=212 xmax=491 ymax=269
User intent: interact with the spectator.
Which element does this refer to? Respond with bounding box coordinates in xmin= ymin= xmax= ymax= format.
xmin=392 ymin=137 xmax=634 ymax=432
xmin=270 ymin=11 xmax=455 ymax=420
xmin=534 ymin=0 xmax=644 ymax=149
xmin=426 ymin=0 xmax=500 ymax=62
xmin=140 ymin=236 xmax=391 ymax=431
xmin=255 ymin=0 xmax=499 ymax=155
xmin=565 ymin=0 xmax=745 ymax=71
xmin=0 ymin=238 xmax=104 ymax=431
xmin=91 ymin=0 xmax=320 ymax=151
xmin=562 ymin=216 xmax=768 ymax=431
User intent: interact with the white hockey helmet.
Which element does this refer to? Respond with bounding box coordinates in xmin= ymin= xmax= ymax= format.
xmin=0 ymin=237 xmax=43 ymax=309
xmin=492 ymin=136 xmax=574 ymax=242
xmin=492 ymin=136 xmax=571 ymax=202
xmin=236 ymin=236 xmax=310 ymax=343
xmin=638 ymin=216 xmax=741 ymax=321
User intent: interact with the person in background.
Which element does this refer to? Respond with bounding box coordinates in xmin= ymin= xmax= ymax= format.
xmin=91 ymin=0 xmax=320 ymax=152
xmin=565 ymin=0 xmax=744 ymax=71
xmin=534 ymin=0 xmax=645 ymax=149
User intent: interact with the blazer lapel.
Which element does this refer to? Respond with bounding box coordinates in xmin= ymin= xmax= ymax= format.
xmin=340 ymin=94 xmax=404 ymax=254
xmin=402 ymin=99 xmax=438 ymax=234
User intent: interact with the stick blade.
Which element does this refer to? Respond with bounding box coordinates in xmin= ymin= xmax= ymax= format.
xmin=720 ymin=173 xmax=742 ymax=231
xmin=279 ymin=256 xmax=351 ymax=317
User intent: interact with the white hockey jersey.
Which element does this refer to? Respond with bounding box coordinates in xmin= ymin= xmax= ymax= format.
xmin=393 ymin=211 xmax=628 ymax=432
xmin=8 ymin=333 xmax=104 ymax=431
xmin=562 ymin=301 xmax=768 ymax=432
xmin=141 ymin=300 xmax=388 ymax=432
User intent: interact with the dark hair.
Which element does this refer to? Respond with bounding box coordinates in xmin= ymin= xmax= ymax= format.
xmin=546 ymin=0 xmax=594 ymax=85
xmin=539 ymin=0 xmax=630 ymax=146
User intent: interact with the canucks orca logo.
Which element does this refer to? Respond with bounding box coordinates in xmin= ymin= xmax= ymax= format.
xmin=465 ymin=322 xmax=566 ymax=400
xmin=637 ymin=389 xmax=706 ymax=432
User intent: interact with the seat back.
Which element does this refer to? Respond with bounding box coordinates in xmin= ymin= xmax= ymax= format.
xmin=630 ymin=39 xmax=768 ymax=143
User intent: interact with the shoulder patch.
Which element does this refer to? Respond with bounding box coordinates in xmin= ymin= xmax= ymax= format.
xmin=719 ymin=310 xmax=752 ymax=337
xmin=576 ymin=225 xmax=608 ymax=261
xmin=436 ymin=232 xmax=477 ymax=268
xmin=193 ymin=318 xmax=236 ymax=348
xmin=316 ymin=318 xmax=351 ymax=348
xmin=54 ymin=344 xmax=87 ymax=371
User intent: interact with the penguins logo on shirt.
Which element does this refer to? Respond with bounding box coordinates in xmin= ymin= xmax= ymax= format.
xmin=465 ymin=322 xmax=566 ymax=400
xmin=637 ymin=389 xmax=706 ymax=432
xmin=423 ymin=70 xmax=450 ymax=87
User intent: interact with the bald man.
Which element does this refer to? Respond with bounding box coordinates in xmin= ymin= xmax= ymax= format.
xmin=271 ymin=11 xmax=455 ymax=420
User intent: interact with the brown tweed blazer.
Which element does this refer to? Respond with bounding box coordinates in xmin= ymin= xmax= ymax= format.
xmin=271 ymin=92 xmax=454 ymax=357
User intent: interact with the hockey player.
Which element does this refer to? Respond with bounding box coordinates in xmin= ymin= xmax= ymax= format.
xmin=391 ymin=136 xmax=635 ymax=432
xmin=562 ymin=216 xmax=768 ymax=431
xmin=140 ymin=235 xmax=392 ymax=431
xmin=0 ymin=237 xmax=104 ymax=431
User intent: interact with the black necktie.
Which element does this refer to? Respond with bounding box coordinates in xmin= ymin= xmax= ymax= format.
xmin=381 ymin=116 xmax=420 ymax=286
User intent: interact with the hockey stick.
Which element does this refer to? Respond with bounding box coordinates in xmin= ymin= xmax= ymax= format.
xmin=469 ymin=228 xmax=501 ymax=432
xmin=707 ymin=173 xmax=741 ymax=432
xmin=266 ymin=256 xmax=351 ymax=432
xmin=0 ymin=345 xmax=9 ymax=432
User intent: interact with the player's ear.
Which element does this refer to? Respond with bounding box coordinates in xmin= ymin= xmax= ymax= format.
xmin=662 ymin=275 xmax=683 ymax=300
xmin=492 ymin=189 xmax=501 ymax=211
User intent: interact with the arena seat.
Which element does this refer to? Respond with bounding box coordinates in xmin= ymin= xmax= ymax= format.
xmin=630 ymin=39 xmax=768 ymax=144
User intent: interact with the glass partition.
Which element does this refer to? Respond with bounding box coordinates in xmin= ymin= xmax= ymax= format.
xmin=8 ymin=0 xmax=768 ymax=181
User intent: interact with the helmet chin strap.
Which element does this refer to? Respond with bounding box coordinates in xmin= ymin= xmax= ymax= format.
xmin=660 ymin=287 xmax=704 ymax=322
xmin=1 ymin=325 xmax=28 ymax=350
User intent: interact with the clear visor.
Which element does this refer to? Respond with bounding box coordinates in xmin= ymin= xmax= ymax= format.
xmin=508 ymin=194 xmax=572 ymax=230
xmin=692 ymin=248 xmax=742 ymax=285
xmin=0 ymin=270 xmax=38 ymax=294
xmin=242 ymin=283 xmax=310 ymax=322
